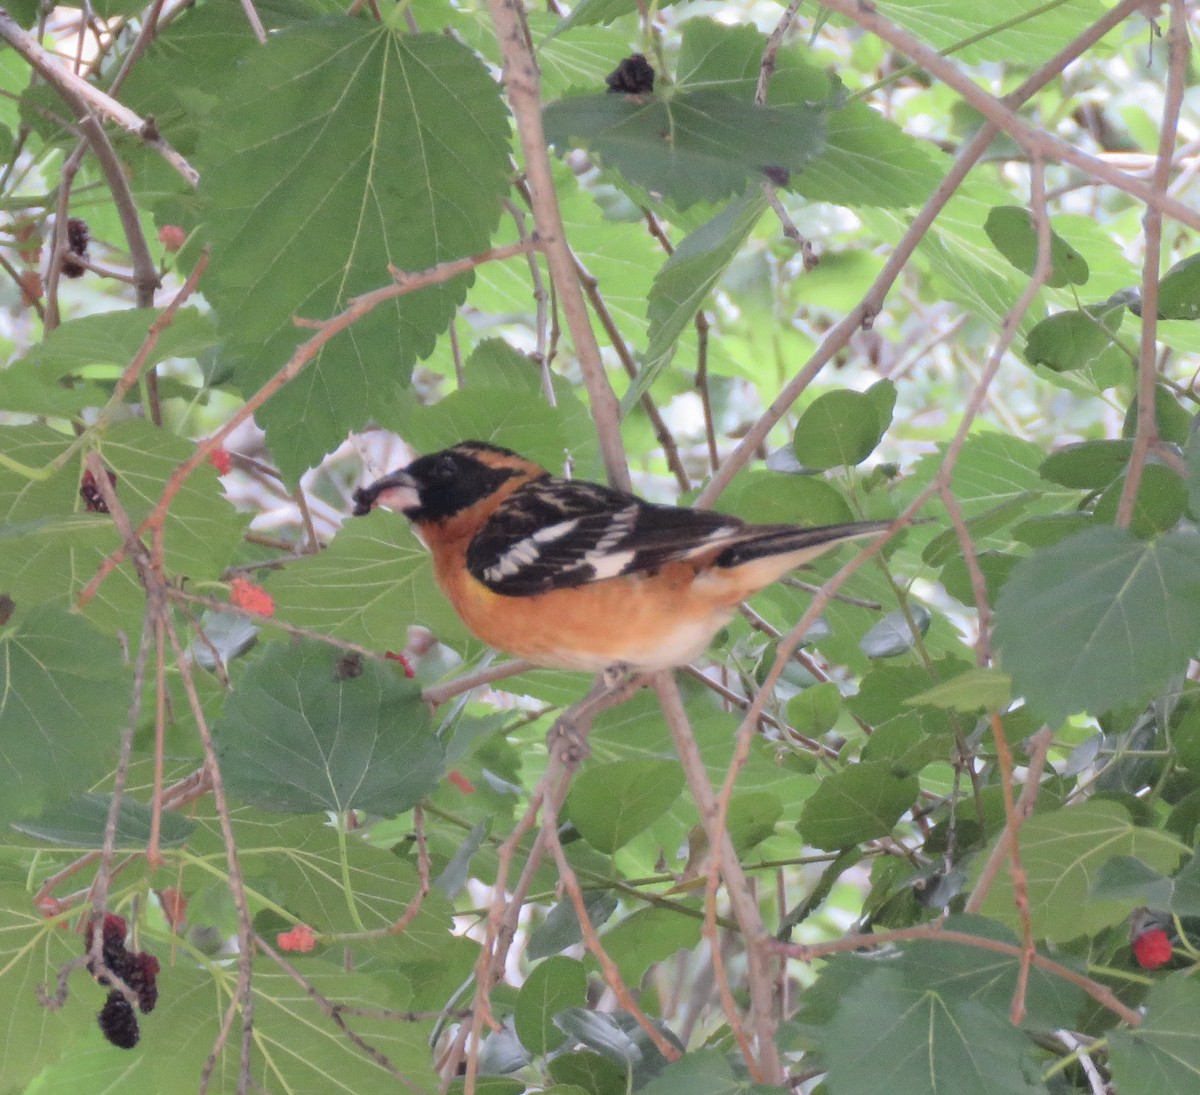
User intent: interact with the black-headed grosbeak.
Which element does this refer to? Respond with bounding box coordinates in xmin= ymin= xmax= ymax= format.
xmin=352 ymin=441 xmax=892 ymax=671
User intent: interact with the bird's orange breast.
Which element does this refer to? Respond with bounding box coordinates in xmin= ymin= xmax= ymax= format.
xmin=431 ymin=544 xmax=740 ymax=671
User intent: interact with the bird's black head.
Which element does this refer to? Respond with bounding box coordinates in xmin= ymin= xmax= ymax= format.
xmin=352 ymin=442 xmax=530 ymax=523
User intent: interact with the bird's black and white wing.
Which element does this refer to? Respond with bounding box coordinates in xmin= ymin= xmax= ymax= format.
xmin=465 ymin=476 xmax=748 ymax=596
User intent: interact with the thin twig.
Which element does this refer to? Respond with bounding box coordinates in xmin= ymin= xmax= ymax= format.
xmin=696 ymin=0 xmax=1164 ymax=507
xmin=485 ymin=0 xmax=629 ymax=489
xmin=255 ymin=935 xmax=430 ymax=1092
xmin=1116 ymin=0 xmax=1186 ymax=526
xmin=541 ymin=778 xmax=680 ymax=1060
xmin=820 ymin=0 xmax=1198 ymax=231
xmin=572 ymin=252 xmax=691 ymax=490
xmin=694 ymin=310 xmax=720 ymax=474
xmin=654 ymin=675 xmax=782 ymax=1083
xmin=78 ymin=241 xmax=540 ymax=607
xmin=238 ymin=0 xmax=268 ymax=43
xmin=775 ymin=923 xmax=1143 ymax=1028
xmin=965 ymin=726 xmax=1054 ymax=915
xmin=0 ymin=10 xmax=198 ymax=186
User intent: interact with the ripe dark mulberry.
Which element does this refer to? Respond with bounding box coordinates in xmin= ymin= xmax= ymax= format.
xmin=98 ymin=990 xmax=139 ymax=1049
xmin=124 ymin=951 xmax=160 ymax=1013
xmin=66 ymin=217 xmax=89 ymax=256
xmin=85 ymin=913 xmax=128 ymax=967
xmin=606 ymin=54 xmax=655 ymax=95
xmin=62 ymin=217 xmax=89 ymax=278
xmin=80 ymin=468 xmax=118 ymax=513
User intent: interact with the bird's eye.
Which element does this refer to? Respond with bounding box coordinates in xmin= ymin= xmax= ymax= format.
xmin=431 ymin=454 xmax=457 ymax=482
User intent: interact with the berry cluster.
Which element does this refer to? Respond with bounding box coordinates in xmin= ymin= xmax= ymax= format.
xmin=86 ymin=914 xmax=160 ymax=1050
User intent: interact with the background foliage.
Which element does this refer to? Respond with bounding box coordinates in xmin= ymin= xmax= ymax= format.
xmin=0 ymin=0 xmax=1199 ymax=1092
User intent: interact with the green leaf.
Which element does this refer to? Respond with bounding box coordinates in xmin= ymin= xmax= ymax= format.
xmin=98 ymin=419 xmax=247 ymax=583
xmin=0 ymin=607 xmax=129 ymax=826
xmin=543 ymin=91 xmax=825 ymax=211
xmin=0 ymin=307 xmax=217 ymax=416
xmin=1039 ymin=439 xmax=1133 ymax=489
xmin=534 ymin=21 xmax=633 ymax=100
xmin=566 ymin=759 xmax=685 ymax=853
xmin=1092 ymin=464 xmax=1187 ymax=537
xmin=726 ymin=792 xmax=783 ymax=852
xmin=549 ymin=1051 xmax=628 ymax=1095
xmin=633 ymin=189 xmax=765 ymax=405
xmin=244 ymin=816 xmax=451 ymax=937
xmin=793 ymin=389 xmax=884 ymax=470
xmin=528 ymin=892 xmax=619 ymax=960
xmin=1124 ymin=383 xmax=1193 ymax=447
xmin=1091 ymin=849 xmax=1200 ymax=917
xmin=12 ymin=793 xmax=194 ymax=847
xmin=798 ymin=762 xmax=918 ymax=850
xmin=1188 ymin=430 xmax=1200 ymax=520
xmin=906 ymin=667 xmax=1011 ymax=713
xmin=515 ymin=956 xmax=588 ymax=1055
xmin=198 ymin=23 xmax=511 ymax=481
xmin=638 ymin=1049 xmax=775 ymax=1095
xmin=983 ymin=205 xmax=1089 ymax=287
xmin=824 ymin=967 xmax=1044 ymax=1095
xmin=1157 ymin=252 xmax=1200 ymax=320
xmin=1090 ymin=855 xmax=1176 ymax=909
xmin=673 ymin=20 xmax=940 ymax=209
xmin=213 ymin=640 xmax=443 ymax=814
xmin=264 ymin=512 xmax=468 ymax=650
xmin=32 ymin=962 xmax=439 ymax=1093
xmin=922 ymin=493 xmax=1039 ymax=566
xmin=599 ymin=906 xmax=702 ymax=985
xmin=903 ymin=432 xmax=1078 ymax=523
xmin=1110 ymin=975 xmax=1200 ymax=1095
xmin=718 ymin=471 xmax=854 ymax=527
xmin=552 ymin=1009 xmax=676 ymax=1082
xmin=16 ymin=306 xmax=216 ymax=378
xmin=788 ymin=681 xmax=842 ymax=736
xmin=973 ymin=799 xmax=1187 ymax=941
xmin=940 ymin=550 xmax=1019 ymax=606
xmin=864 ymin=378 xmax=898 ymax=429
xmin=993 ymin=526 xmax=1200 ymax=725
xmin=554 ymin=0 xmax=640 ymax=29
xmin=398 ymin=384 xmax=593 ymax=477
xmin=0 ymin=886 xmax=97 ymax=1091
xmin=0 ymin=422 xmax=243 ymax=630
xmin=1024 ymin=304 xmax=1124 ymax=372
xmin=876 ymin=0 xmax=1107 ymax=66
xmin=895 ymin=914 xmax=1085 ymax=1033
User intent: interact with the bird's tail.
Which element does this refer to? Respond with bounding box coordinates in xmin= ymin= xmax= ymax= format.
xmin=713 ymin=520 xmax=893 ymax=570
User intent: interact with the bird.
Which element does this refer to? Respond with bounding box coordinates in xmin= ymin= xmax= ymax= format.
xmin=352 ymin=441 xmax=893 ymax=672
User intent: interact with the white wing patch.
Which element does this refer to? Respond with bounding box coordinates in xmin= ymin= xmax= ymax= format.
xmin=482 ymin=518 xmax=581 ymax=582
xmin=678 ymin=525 xmax=745 ymax=558
xmin=586 ymin=548 xmax=636 ymax=580
xmin=581 ymin=504 xmax=640 ymax=579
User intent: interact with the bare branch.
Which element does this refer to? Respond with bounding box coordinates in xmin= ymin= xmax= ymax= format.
xmin=485 ymin=0 xmax=629 ymax=489
xmin=0 ymin=9 xmax=199 ymax=186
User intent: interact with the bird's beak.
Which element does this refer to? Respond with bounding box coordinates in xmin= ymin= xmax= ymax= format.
xmin=352 ymin=469 xmax=419 ymax=517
